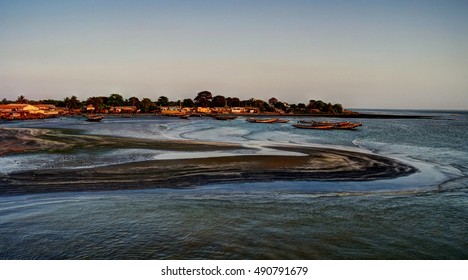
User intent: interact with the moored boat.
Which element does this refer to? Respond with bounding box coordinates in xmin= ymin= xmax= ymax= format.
xmin=246 ymin=118 xmax=278 ymax=123
xmin=273 ymin=118 xmax=290 ymax=123
xmin=246 ymin=118 xmax=290 ymax=123
xmin=214 ymin=115 xmax=237 ymax=120
xmin=333 ymin=122 xmax=362 ymax=129
xmin=292 ymin=123 xmax=334 ymax=129
xmin=293 ymin=120 xmax=362 ymax=130
xmin=85 ymin=115 xmax=104 ymax=122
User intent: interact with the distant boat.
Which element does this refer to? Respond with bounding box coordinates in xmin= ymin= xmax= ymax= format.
xmin=246 ymin=118 xmax=278 ymax=123
xmin=214 ymin=115 xmax=237 ymax=120
xmin=333 ymin=122 xmax=362 ymax=129
xmin=293 ymin=120 xmax=362 ymax=130
xmin=179 ymin=114 xmax=189 ymax=119
xmin=85 ymin=115 xmax=104 ymax=122
xmin=298 ymin=120 xmax=342 ymax=126
xmin=246 ymin=118 xmax=289 ymax=123
xmin=292 ymin=123 xmax=334 ymax=129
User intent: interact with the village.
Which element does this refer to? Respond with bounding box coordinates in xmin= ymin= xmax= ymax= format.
xmin=0 ymin=92 xmax=355 ymax=120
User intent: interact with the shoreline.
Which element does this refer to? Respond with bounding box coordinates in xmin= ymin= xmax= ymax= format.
xmin=0 ymin=111 xmax=439 ymax=122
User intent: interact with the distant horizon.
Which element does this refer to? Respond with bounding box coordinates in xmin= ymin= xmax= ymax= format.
xmin=1 ymin=0 xmax=467 ymax=110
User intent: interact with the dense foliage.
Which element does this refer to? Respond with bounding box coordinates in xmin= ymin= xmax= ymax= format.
xmin=2 ymin=91 xmax=345 ymax=114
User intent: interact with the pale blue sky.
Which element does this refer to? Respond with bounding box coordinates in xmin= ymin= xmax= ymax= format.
xmin=1 ymin=0 xmax=467 ymax=109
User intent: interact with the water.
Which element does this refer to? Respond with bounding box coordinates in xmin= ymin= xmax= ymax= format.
xmin=0 ymin=111 xmax=467 ymax=259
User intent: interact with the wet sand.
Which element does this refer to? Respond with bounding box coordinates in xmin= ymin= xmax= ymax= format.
xmin=0 ymin=128 xmax=417 ymax=195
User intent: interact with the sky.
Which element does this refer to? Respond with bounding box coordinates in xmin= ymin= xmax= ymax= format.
xmin=1 ymin=0 xmax=467 ymax=109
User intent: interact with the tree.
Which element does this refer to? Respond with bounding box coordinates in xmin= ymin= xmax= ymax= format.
xmin=268 ymin=97 xmax=278 ymax=106
xmin=263 ymin=102 xmax=275 ymax=112
xmin=182 ymin=98 xmax=194 ymax=108
xmin=227 ymin=97 xmax=241 ymax=107
xmin=140 ymin=98 xmax=155 ymax=113
xmin=251 ymin=99 xmax=266 ymax=112
xmin=157 ymin=96 xmax=169 ymax=107
xmin=274 ymin=101 xmax=287 ymax=111
xmin=108 ymin=93 xmax=124 ymax=106
xmin=128 ymin=97 xmax=140 ymax=107
xmin=333 ymin=103 xmax=343 ymax=113
xmin=86 ymin=97 xmax=104 ymax=113
xmin=212 ymin=95 xmax=226 ymax=107
xmin=66 ymin=95 xmax=81 ymax=111
xmin=308 ymin=99 xmax=326 ymax=112
xmin=16 ymin=95 xmax=28 ymax=104
xmin=194 ymin=91 xmax=212 ymax=107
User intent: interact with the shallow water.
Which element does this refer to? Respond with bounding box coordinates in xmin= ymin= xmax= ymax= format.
xmin=0 ymin=110 xmax=467 ymax=259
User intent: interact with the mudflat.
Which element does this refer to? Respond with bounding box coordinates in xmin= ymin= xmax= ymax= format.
xmin=0 ymin=128 xmax=417 ymax=195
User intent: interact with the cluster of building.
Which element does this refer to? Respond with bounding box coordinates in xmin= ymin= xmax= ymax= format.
xmin=0 ymin=104 xmax=142 ymax=120
xmin=0 ymin=104 xmax=62 ymax=120
xmin=160 ymin=106 xmax=262 ymax=116
xmin=1 ymin=103 xmax=350 ymax=120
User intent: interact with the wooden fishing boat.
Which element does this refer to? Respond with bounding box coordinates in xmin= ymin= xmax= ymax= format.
xmin=214 ymin=115 xmax=237 ymax=120
xmin=85 ymin=115 xmax=104 ymax=122
xmin=246 ymin=118 xmax=278 ymax=123
xmin=293 ymin=120 xmax=362 ymax=130
xmin=333 ymin=122 xmax=362 ymax=129
xmin=298 ymin=120 xmax=343 ymax=126
xmin=274 ymin=118 xmax=290 ymax=123
xmin=292 ymin=123 xmax=334 ymax=129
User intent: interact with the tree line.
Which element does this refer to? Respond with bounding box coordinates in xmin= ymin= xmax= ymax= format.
xmin=1 ymin=91 xmax=344 ymax=114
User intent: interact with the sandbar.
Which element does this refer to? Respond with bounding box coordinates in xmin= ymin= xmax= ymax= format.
xmin=0 ymin=128 xmax=417 ymax=195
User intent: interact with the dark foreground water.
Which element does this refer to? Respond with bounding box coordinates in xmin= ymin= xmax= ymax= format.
xmin=0 ymin=110 xmax=467 ymax=259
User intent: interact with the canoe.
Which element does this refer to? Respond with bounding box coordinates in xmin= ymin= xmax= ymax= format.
xmin=246 ymin=118 xmax=288 ymax=123
xmin=86 ymin=115 xmax=104 ymax=122
xmin=292 ymin=123 xmax=334 ymax=129
xmin=214 ymin=115 xmax=237 ymax=120
xmin=297 ymin=120 xmax=361 ymax=129
xmin=333 ymin=123 xmax=362 ymax=129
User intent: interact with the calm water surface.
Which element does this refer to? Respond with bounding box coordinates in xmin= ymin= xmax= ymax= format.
xmin=0 ymin=110 xmax=467 ymax=259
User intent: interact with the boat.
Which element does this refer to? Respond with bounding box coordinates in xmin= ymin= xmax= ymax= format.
xmin=298 ymin=120 xmax=344 ymax=126
xmin=293 ymin=120 xmax=362 ymax=130
xmin=333 ymin=122 xmax=362 ymax=129
xmin=246 ymin=118 xmax=278 ymax=123
xmin=179 ymin=114 xmax=189 ymax=119
xmin=85 ymin=115 xmax=104 ymax=122
xmin=292 ymin=123 xmax=334 ymax=129
xmin=214 ymin=115 xmax=237 ymax=120
xmin=246 ymin=118 xmax=290 ymax=123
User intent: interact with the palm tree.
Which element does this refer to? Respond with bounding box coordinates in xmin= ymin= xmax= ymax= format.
xmin=16 ymin=95 xmax=28 ymax=104
xmin=86 ymin=97 xmax=104 ymax=113
xmin=66 ymin=95 xmax=80 ymax=112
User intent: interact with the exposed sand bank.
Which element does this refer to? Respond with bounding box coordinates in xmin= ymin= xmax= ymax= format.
xmin=0 ymin=128 xmax=417 ymax=195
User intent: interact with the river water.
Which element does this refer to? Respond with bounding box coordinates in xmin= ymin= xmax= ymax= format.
xmin=0 ymin=110 xmax=467 ymax=259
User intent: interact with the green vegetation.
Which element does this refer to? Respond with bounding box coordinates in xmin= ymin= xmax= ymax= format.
xmin=2 ymin=91 xmax=349 ymax=115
